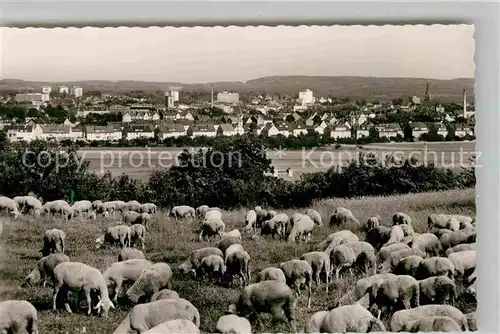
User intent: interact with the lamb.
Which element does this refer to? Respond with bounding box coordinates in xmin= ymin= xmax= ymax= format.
xmin=256 ymin=267 xmax=286 ymax=283
xmin=447 ymin=250 xmax=476 ymax=277
xmin=143 ymin=319 xmax=200 ymax=334
xmin=377 ymin=242 xmax=411 ymax=262
xmin=384 ymin=225 xmax=405 ymax=245
xmin=178 ymin=247 xmax=224 ymax=275
xmin=317 ymin=230 xmax=359 ymax=251
xmin=287 ymin=213 xmax=314 ymax=243
xmin=392 ymin=255 xmax=424 ymax=277
xmin=228 ymin=280 xmax=296 ymax=332
xmin=243 ymin=209 xmax=257 ymax=233
xmin=118 ymin=248 xmax=145 ymax=262
xmin=215 ymin=237 xmax=241 ymax=254
xmin=41 ymin=228 xmax=66 ymax=256
xmin=393 ymin=212 xmax=412 ymax=226
xmin=126 ymin=262 xmax=173 ymax=303
xmin=0 ymin=300 xmax=39 ymax=334
xmin=130 ymin=224 xmax=146 ymax=250
xmin=440 ymin=229 xmax=476 ymax=250
xmin=330 ymin=244 xmax=356 ymax=280
xmin=149 ymin=289 xmax=180 ymax=302
xmin=113 ymin=298 xmax=200 ymax=333
xmin=339 ymin=240 xmax=377 ymax=275
xmin=126 ymin=200 xmax=142 ymax=213
xmin=0 ymin=195 xmax=21 ymax=218
xmin=390 ymin=304 xmax=469 ymax=331
xmin=418 ymin=275 xmax=457 ymax=305
xmin=96 ymin=225 xmax=131 ymax=249
xmin=103 ymin=259 xmax=154 ymax=303
xmin=13 ymin=195 xmax=42 ymax=215
xmin=305 ymin=208 xmax=323 ymax=226
xmin=216 ymin=314 xmax=252 ymax=334
xmin=417 ymin=257 xmax=455 ymax=280
xmin=196 ymin=205 xmax=210 ymax=217
xmin=310 ymin=304 xmax=385 ymax=333
xmin=279 ymin=259 xmax=313 ymax=308
xmin=199 ymin=218 xmax=225 ymax=241
xmin=252 ymin=215 xmax=287 ymax=241
xmin=170 ymin=205 xmax=195 ymax=222
xmin=366 ymin=225 xmax=392 ymax=250
xmin=140 ymin=203 xmax=157 ymax=215
xmin=52 ymin=261 xmax=115 ymax=316
xmin=378 ymin=247 xmax=425 ymax=273
xmin=329 ymin=207 xmax=360 ymax=227
xmin=196 ymin=254 xmax=226 ymax=283
xmin=366 ymin=215 xmax=381 ymax=230
xmin=400 ymin=316 xmax=462 ymax=332
xmin=300 ymin=251 xmax=330 ymax=292
xmin=71 ymin=200 xmax=93 ymax=217
xmin=22 ymin=253 xmax=70 ymax=288
xmin=220 ymin=229 xmax=242 ymax=241
xmin=224 ymin=248 xmax=251 ymax=287
xmin=368 ymin=275 xmax=420 ymax=316
xmin=409 ymin=233 xmax=442 ymax=257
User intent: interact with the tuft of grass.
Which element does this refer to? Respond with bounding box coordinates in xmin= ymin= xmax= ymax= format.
xmin=0 ymin=188 xmax=476 ymax=333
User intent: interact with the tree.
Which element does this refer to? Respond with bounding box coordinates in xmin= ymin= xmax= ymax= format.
xmin=0 ymin=130 xmax=7 ymax=152
xmin=368 ymin=127 xmax=380 ymax=139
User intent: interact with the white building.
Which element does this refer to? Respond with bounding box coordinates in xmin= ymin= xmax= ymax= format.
xmin=40 ymin=124 xmax=83 ymax=141
xmin=299 ymin=89 xmax=314 ymax=105
xmin=85 ymin=125 xmax=122 ymax=141
xmin=15 ymin=93 xmax=50 ymax=103
xmin=330 ymin=125 xmax=351 ymax=139
xmin=71 ymin=86 xmax=83 ymax=98
xmin=6 ymin=124 xmax=43 ymax=142
xmin=58 ymin=86 xmax=69 ymax=94
xmin=126 ymin=125 xmax=155 ymax=140
xmin=217 ymin=91 xmax=239 ymax=104
xmin=42 ymin=86 xmax=52 ymax=94
xmin=77 ymin=109 xmax=110 ymax=118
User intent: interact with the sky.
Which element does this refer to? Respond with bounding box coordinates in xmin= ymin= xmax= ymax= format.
xmin=1 ymin=25 xmax=475 ymax=83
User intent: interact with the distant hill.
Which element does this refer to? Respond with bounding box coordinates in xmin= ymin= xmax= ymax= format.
xmin=0 ymin=76 xmax=474 ymax=102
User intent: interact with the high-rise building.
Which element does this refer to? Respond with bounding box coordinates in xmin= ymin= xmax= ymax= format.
xmin=299 ymin=89 xmax=314 ymax=105
xmin=58 ymin=86 xmax=69 ymax=94
xmin=71 ymin=86 xmax=83 ymax=98
xmin=217 ymin=91 xmax=239 ymax=104
xmin=15 ymin=93 xmax=50 ymax=103
xmin=42 ymin=86 xmax=52 ymax=94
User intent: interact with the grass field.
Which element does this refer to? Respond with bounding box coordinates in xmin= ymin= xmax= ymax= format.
xmin=0 ymin=188 xmax=476 ymax=333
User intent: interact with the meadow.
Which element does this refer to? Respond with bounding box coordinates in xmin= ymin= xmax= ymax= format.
xmin=0 ymin=188 xmax=476 ymax=333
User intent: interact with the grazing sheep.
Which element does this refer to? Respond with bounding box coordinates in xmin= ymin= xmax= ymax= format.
xmin=400 ymin=316 xmax=462 ymax=332
xmin=228 ymin=280 xmax=296 ymax=332
xmin=378 ymin=248 xmax=425 ymax=273
xmin=41 ymin=228 xmax=66 ymax=256
xmin=215 ymin=237 xmax=241 ymax=254
xmin=216 ymin=314 xmax=252 ymax=334
xmin=0 ymin=195 xmax=21 ymax=218
xmin=92 ymin=200 xmax=103 ymax=211
xmin=178 ymin=247 xmax=224 ymax=275
xmin=300 ymin=251 xmax=330 ymax=292
xmin=123 ymin=211 xmax=142 ymax=225
xmin=22 ymin=253 xmax=70 ymax=288
xmin=354 ymin=273 xmax=397 ymax=300
xmin=130 ymin=224 xmax=146 ymax=250
xmin=418 ymin=275 xmax=457 ymax=305
xmin=204 ymin=208 xmax=223 ymax=221
xmin=340 ymin=240 xmax=377 ymax=275
xmin=409 ymin=233 xmax=442 ymax=257
xmin=460 ymin=221 xmax=474 ymax=230
xmin=220 ymin=229 xmax=242 ymax=241
xmin=71 ymin=200 xmax=93 ymax=217
xmin=118 ymin=248 xmax=145 ymax=262
xmin=279 ymin=259 xmax=313 ymax=308
xmin=377 ymin=242 xmax=411 ymax=262
xmin=113 ymin=298 xmax=200 ymax=333
xmin=170 ymin=205 xmax=195 ymax=221
xmin=392 ymin=255 xmax=424 ymax=277
xmin=317 ymin=230 xmax=359 ymax=251
xmin=368 ymin=275 xmax=420 ymax=316
xmin=224 ymin=243 xmax=246 ymax=263
xmin=140 ymin=203 xmax=156 ymax=215
xmin=96 ymin=225 xmax=131 ymax=249
xmin=390 ymin=304 xmax=469 ymax=332
xmin=366 ymin=215 xmax=381 ymax=230
xmin=305 ymin=208 xmax=323 ymax=226
xmin=329 ymin=207 xmax=360 ymax=227
xmin=224 ymin=248 xmax=251 ymax=287
xmin=143 ymin=319 xmax=200 ymax=334
xmin=288 ymin=213 xmax=315 ymax=243
xmin=255 ymin=207 xmax=272 ymax=229
xmin=440 ymin=229 xmax=476 ymax=250
xmin=199 ymin=218 xmax=225 ymax=241
xmin=14 ymin=195 xmax=42 ymax=215
xmin=393 ymin=212 xmax=412 ymax=226
xmin=330 ymin=244 xmax=356 ymax=280
xmin=126 ymin=200 xmax=142 ymax=213
xmin=126 ymin=263 xmax=173 ymax=303
xmin=428 ymin=213 xmax=473 ymax=231
xmin=256 ymin=267 xmax=286 ymax=283
xmin=400 ymin=224 xmax=415 ymax=237
xmin=103 ymin=259 xmax=154 ymax=304
xmin=42 ymin=200 xmax=73 ymax=220
xmin=465 ymin=312 xmax=477 ymax=331
xmin=366 ymin=225 xmax=392 ymax=250
xmin=417 ymin=257 xmax=455 ymax=280
xmin=447 ymin=250 xmax=476 ymax=277
xmin=313 ymin=304 xmax=385 ymax=333
xmin=243 ymin=209 xmax=257 ymax=233
xmin=305 ymin=310 xmax=330 ymax=333
xmin=196 ymin=254 xmax=226 ymax=283
xmin=446 ymin=217 xmax=461 ymax=231
xmin=0 ymin=300 xmax=38 ymax=334
xmin=196 ymin=205 xmax=210 ymax=217
xmin=149 ymin=289 xmax=180 ymax=302
xmin=52 ymin=262 xmax=115 ymax=317
xmin=253 ymin=215 xmax=287 ymax=241
xmin=384 ymin=225 xmax=405 ymax=245
xmin=429 ymin=227 xmax=455 ymax=238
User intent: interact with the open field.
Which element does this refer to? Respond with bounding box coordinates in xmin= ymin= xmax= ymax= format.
xmin=79 ymin=141 xmax=476 ymax=181
xmin=0 ymin=188 xmax=476 ymax=333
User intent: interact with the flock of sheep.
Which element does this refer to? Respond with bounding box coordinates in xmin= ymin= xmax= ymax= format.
xmin=0 ymin=194 xmax=478 ymax=333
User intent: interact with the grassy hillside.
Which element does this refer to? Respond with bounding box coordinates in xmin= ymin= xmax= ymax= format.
xmin=0 ymin=188 xmax=476 ymax=333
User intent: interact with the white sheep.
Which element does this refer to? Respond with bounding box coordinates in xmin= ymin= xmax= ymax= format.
xmin=13 ymin=195 xmax=42 ymax=215
xmin=440 ymin=229 xmax=476 ymax=250
xmin=446 ymin=217 xmax=461 ymax=231
xmin=252 ymin=214 xmax=288 ymax=241
xmin=149 ymin=289 xmax=180 ymax=302
xmin=215 ymin=237 xmax=241 ymax=254
xmin=126 ymin=262 xmax=173 ymax=303
xmin=196 ymin=205 xmax=210 ymax=217
xmin=300 ymin=251 xmax=330 ymax=292
xmin=0 ymin=195 xmax=21 ymax=218
xmin=220 ymin=229 xmax=242 ymax=241
xmin=243 ymin=209 xmax=257 ymax=233
xmin=196 ymin=254 xmax=226 ymax=283
xmin=416 ymin=256 xmax=455 ymax=280
xmin=400 ymin=316 xmax=462 ymax=332
xmin=96 ymin=225 xmax=131 ymax=249
xmin=305 ymin=208 xmax=323 ymax=226
xmin=304 ymin=310 xmax=329 ymax=333
xmin=123 ymin=210 xmax=141 ymax=225
xmin=140 ymin=203 xmax=157 ymax=215
xmin=418 ymin=275 xmax=457 ymax=305
xmin=390 ymin=304 xmax=469 ymax=331
xmin=199 ymin=218 xmax=225 ymax=242
xmin=329 ymin=207 xmax=360 ymax=227
xmin=393 ymin=211 xmax=412 ymax=226
xmin=400 ymin=223 xmax=415 ymax=236
xmin=392 ymin=255 xmax=424 ymax=277
xmin=130 ymin=224 xmax=146 ymax=250
xmin=52 ymin=261 xmax=115 ymax=316
xmin=256 ymin=267 xmax=286 ymax=283
xmin=377 ymin=242 xmax=411 ymax=262
xmin=143 ymin=319 xmax=199 ymax=334
xmin=340 ymin=240 xmax=377 ymax=275
xmin=118 ymin=248 xmax=145 ymax=262
xmin=310 ymin=304 xmax=385 ymax=333
xmin=447 ymin=250 xmax=476 ymax=277
xmin=224 ymin=248 xmax=251 ymax=287
xmin=204 ymin=208 xmax=223 ymax=221
xmin=0 ymin=300 xmax=39 ymax=334
xmin=178 ymin=247 xmax=224 ymax=275
xmin=41 ymin=228 xmax=66 ymax=256
xmin=318 ymin=230 xmax=359 ymax=251
xmin=287 ymin=213 xmax=314 ymax=243
xmin=378 ymin=247 xmax=425 ymax=273
xmin=384 ymin=225 xmax=405 ymax=245
xmin=126 ymin=200 xmax=142 ymax=213
xmin=410 ymin=232 xmax=442 ymax=257
xmin=428 ymin=213 xmax=473 ymax=231
xmin=170 ymin=205 xmax=195 ymax=222
xmin=22 ymin=253 xmax=70 ymax=288
xmin=103 ymin=259 xmax=154 ymax=304
xmin=366 ymin=215 xmax=381 ymax=230
xmin=447 ymin=244 xmax=476 ymax=258
xmin=43 ymin=200 xmax=73 ymax=220
xmin=71 ymin=200 xmax=93 ymax=217
xmin=216 ymin=314 xmax=252 ymax=334
xmin=279 ymin=259 xmax=313 ymax=308
xmin=368 ymin=275 xmax=420 ymax=315
xmin=330 ymin=244 xmax=356 ymax=280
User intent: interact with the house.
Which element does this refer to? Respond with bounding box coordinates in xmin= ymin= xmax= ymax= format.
xmin=330 ymin=124 xmax=352 ymax=139
xmin=305 ymin=113 xmax=318 ymax=126
xmin=356 ymin=127 xmax=370 ymax=138
xmin=410 ymin=122 xmax=429 ymax=139
xmin=313 ymin=121 xmax=329 ymax=135
xmin=291 ymin=123 xmax=308 ymax=137
xmin=218 ymin=123 xmax=237 ymax=136
xmin=126 ymin=125 xmax=155 ymax=140
xmin=40 ymin=124 xmax=83 ymax=141
xmin=190 ymin=123 xmax=217 ymax=138
xmin=275 ymin=123 xmax=291 ymax=137
xmin=260 ymin=123 xmax=280 ymax=137
xmin=159 ymin=123 xmax=187 ymax=139
xmin=436 ymin=123 xmax=448 ymax=137
xmin=122 ymin=112 xmax=133 ymax=123
xmin=85 ymin=125 xmax=122 ymax=141
xmin=376 ymin=123 xmax=404 ymax=138
xmin=176 ymin=111 xmax=194 ymax=121
xmin=6 ymin=124 xmax=43 ymax=142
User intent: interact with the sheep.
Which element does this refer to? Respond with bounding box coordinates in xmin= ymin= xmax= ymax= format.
xmin=317 ymin=230 xmax=359 ymax=251
xmin=312 ymin=304 xmax=385 ymax=333
xmin=118 ymin=248 xmax=145 ymax=262
xmin=126 ymin=200 xmax=142 ymax=213
xmin=103 ymin=259 xmax=154 ymax=304
xmin=465 ymin=312 xmax=477 ymax=331
xmin=400 ymin=316 xmax=462 ymax=332
xmin=384 ymin=225 xmax=405 ymax=245
xmin=400 ymin=223 xmax=415 ymax=236
xmin=418 ymin=275 xmax=457 ymax=305
xmin=354 ymin=273 xmax=397 ymax=300
xmin=460 ymin=220 xmax=474 ymax=230
xmin=429 ymin=227 xmax=455 ymax=238
xmin=126 ymin=262 xmax=173 ymax=304
xmin=287 ymin=213 xmax=314 ymax=243
xmin=428 ymin=213 xmax=473 ymax=231
xmin=368 ymin=275 xmax=420 ymax=316
xmin=13 ymin=195 xmax=42 ymax=215
xmin=279 ymin=259 xmax=313 ymax=308
xmin=377 ymin=242 xmax=411 ymax=262
xmin=220 ymin=229 xmax=242 ymax=241
xmin=417 ymin=257 xmax=455 ymax=280
xmin=447 ymin=250 xmax=476 ymax=277
xmin=41 ymin=228 xmax=66 ymax=256
xmin=196 ymin=254 xmax=226 ymax=283
xmin=446 ymin=217 xmax=461 ymax=231
xmin=339 ymin=240 xmax=377 ymax=275
xmin=149 ymin=289 xmax=180 ymax=302
xmin=22 ymin=253 xmax=70 ymax=288
xmin=109 ymin=200 xmax=128 ymax=214
xmin=228 ymin=280 xmax=296 ymax=332
xmin=378 ymin=247 xmax=425 ymax=273
xmin=71 ymin=200 xmax=93 ymax=217
xmin=0 ymin=195 xmax=21 ymax=218
xmin=366 ymin=215 xmax=381 ymax=230
xmin=255 ymin=207 xmax=272 ymax=229
xmin=199 ymin=218 xmax=225 ymax=241
xmin=243 ymin=209 xmax=257 ymax=233
xmin=256 ymin=267 xmax=286 ymax=283
xmin=393 ymin=211 xmax=411 ymax=226
xmin=305 ymin=310 xmax=330 ymax=333
xmin=305 ymin=208 xmax=323 ymax=226
xmin=252 ymin=214 xmax=288 ymax=241
xmin=43 ymin=200 xmax=73 ymax=220
xmin=330 ymin=244 xmax=356 ymax=280
xmin=409 ymin=232 xmax=442 ymax=257
xmin=130 ymin=224 xmax=146 ymax=250
xmin=0 ymin=300 xmax=39 ymax=334
xmin=392 ymin=255 xmax=424 ymax=277
xmin=52 ymin=261 xmax=115 ymax=317
xmin=123 ymin=211 xmax=141 ymax=225
xmin=329 ymin=207 xmax=360 ymax=227
xmin=224 ymin=243 xmax=246 ymax=264
xmin=96 ymin=225 xmax=131 ymax=249
xmin=204 ymin=208 xmax=223 ymax=221
xmin=178 ymin=247 xmax=224 ymax=276
xmin=92 ymin=200 xmax=103 ymax=211
xmin=215 ymin=237 xmax=241 ymax=254
xmin=390 ymin=304 xmax=469 ymax=332
xmin=140 ymin=203 xmax=156 ymax=215
xmin=440 ymin=229 xmax=476 ymax=250
xmin=366 ymin=225 xmax=392 ymax=250
xmin=170 ymin=205 xmax=195 ymax=222
xmin=300 ymin=251 xmax=330 ymax=292
xmin=216 ymin=314 xmax=252 ymax=334
xmin=224 ymin=248 xmax=251 ymax=287
xmin=113 ymin=298 xmax=200 ymax=333
xmin=196 ymin=205 xmax=210 ymax=217
xmin=143 ymin=319 xmax=200 ymax=334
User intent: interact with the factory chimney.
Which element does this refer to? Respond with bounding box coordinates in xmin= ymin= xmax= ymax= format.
xmin=463 ymin=89 xmax=467 ymax=119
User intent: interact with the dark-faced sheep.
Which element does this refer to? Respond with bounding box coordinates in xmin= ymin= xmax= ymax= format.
xmin=215 ymin=237 xmax=241 ymax=254
xmin=416 ymin=257 xmax=455 ymax=280
xmin=366 ymin=225 xmax=392 ymax=250
xmin=392 ymin=255 xmax=424 ymax=277
xmin=393 ymin=212 xmax=411 ymax=227
xmin=103 ymin=259 xmax=154 ymax=304
xmin=317 ymin=230 xmax=359 ymax=251
xmin=409 ymin=233 xmax=442 ymax=257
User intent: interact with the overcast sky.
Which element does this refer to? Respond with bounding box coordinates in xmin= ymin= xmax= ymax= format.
xmin=1 ymin=25 xmax=475 ymax=83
